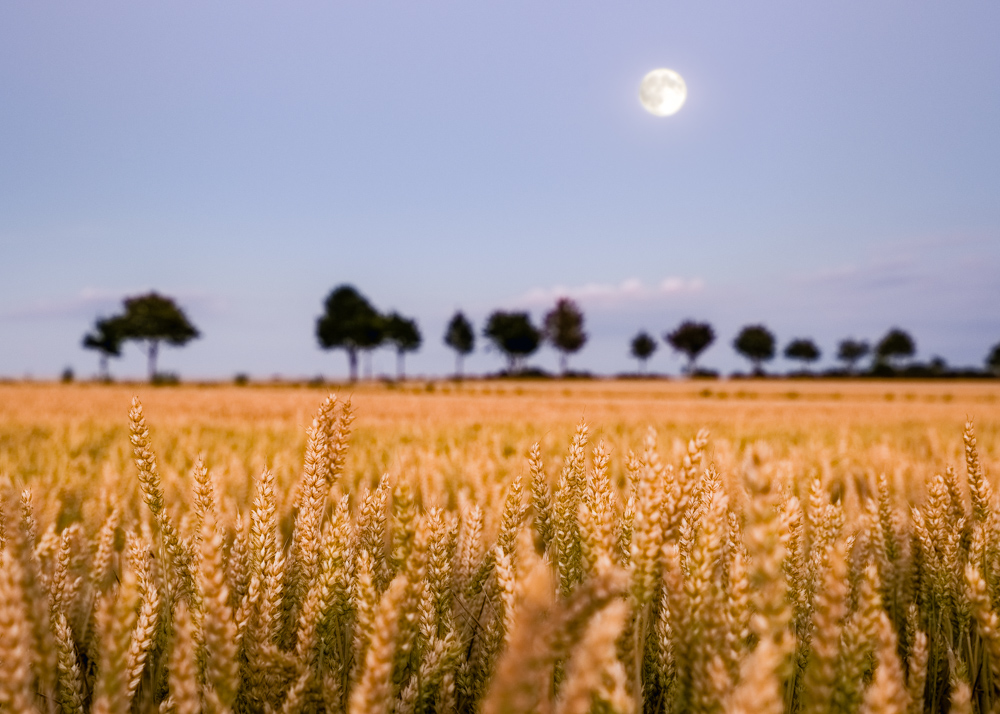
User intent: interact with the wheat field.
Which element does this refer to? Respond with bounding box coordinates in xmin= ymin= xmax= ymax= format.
xmin=1 ymin=380 xmax=999 ymax=713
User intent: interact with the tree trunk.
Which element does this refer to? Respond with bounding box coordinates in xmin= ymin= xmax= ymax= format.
xmin=99 ymin=354 xmax=109 ymax=380
xmin=560 ymin=352 xmax=568 ymax=376
xmin=347 ymin=349 xmax=358 ymax=383
xmin=456 ymin=353 xmax=463 ymax=380
xmin=397 ymin=350 xmax=404 ymax=381
xmin=147 ymin=341 xmax=159 ymax=382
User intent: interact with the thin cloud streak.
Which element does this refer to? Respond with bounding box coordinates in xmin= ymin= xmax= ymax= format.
xmin=793 ymin=234 xmax=997 ymax=293
xmin=517 ymin=277 xmax=704 ymax=307
xmin=0 ymin=288 xmax=228 ymax=321
xmin=795 ymin=260 xmax=922 ymax=291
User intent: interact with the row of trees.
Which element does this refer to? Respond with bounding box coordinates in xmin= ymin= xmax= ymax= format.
xmin=316 ymin=286 xmax=587 ymax=381
xmin=316 ymin=286 xmax=422 ymax=382
xmin=82 ymin=286 xmax=1000 ymax=381
xmin=315 ymin=286 xmax=997 ymax=381
xmin=452 ymin=297 xmax=588 ymax=375
xmin=628 ymin=323 xmax=921 ymax=375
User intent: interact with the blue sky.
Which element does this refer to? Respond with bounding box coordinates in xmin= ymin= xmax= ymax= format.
xmin=2 ymin=2 xmax=998 ymax=379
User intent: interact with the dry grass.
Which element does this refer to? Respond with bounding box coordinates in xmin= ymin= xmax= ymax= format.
xmin=0 ymin=380 xmax=998 ymax=713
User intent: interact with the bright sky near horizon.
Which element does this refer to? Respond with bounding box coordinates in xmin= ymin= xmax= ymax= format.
xmin=2 ymin=2 xmax=999 ymax=380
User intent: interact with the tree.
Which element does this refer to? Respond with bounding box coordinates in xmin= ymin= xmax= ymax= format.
xmin=384 ymin=312 xmax=422 ymax=381
xmin=543 ymin=298 xmax=587 ymax=375
xmin=837 ymin=338 xmax=870 ymax=374
xmin=665 ymin=320 xmax=715 ymax=375
xmin=733 ymin=324 xmax=776 ymax=375
xmin=357 ymin=319 xmax=386 ymax=380
xmin=875 ymin=328 xmax=916 ymax=368
xmin=630 ymin=331 xmax=658 ymax=373
xmin=82 ymin=315 xmax=126 ymax=380
xmin=316 ymin=285 xmax=383 ymax=382
xmin=988 ymin=342 xmax=1000 ymax=377
xmin=784 ymin=338 xmax=821 ymax=372
xmin=483 ymin=311 xmax=541 ymax=374
xmin=444 ymin=311 xmax=475 ymax=379
xmin=117 ymin=292 xmax=200 ymax=382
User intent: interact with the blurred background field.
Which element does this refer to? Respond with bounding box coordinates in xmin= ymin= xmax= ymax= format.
xmin=3 ymin=379 xmax=997 ymax=526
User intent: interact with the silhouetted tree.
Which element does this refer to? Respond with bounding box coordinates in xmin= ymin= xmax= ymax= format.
xmin=543 ymin=298 xmax=587 ymax=375
xmin=630 ymin=331 xmax=658 ymax=373
xmin=117 ymin=292 xmax=200 ymax=381
xmin=384 ymin=312 xmax=421 ymax=381
xmin=784 ymin=338 xmax=821 ymax=372
xmin=733 ymin=324 xmax=776 ymax=375
xmin=444 ymin=311 xmax=475 ymax=379
xmin=665 ymin=320 xmax=715 ymax=375
xmin=986 ymin=341 xmax=1000 ymax=377
xmin=875 ymin=328 xmax=916 ymax=368
xmin=316 ymin=285 xmax=383 ymax=382
xmin=82 ymin=315 xmax=126 ymax=380
xmin=483 ymin=311 xmax=541 ymax=373
xmin=837 ymin=338 xmax=871 ymax=374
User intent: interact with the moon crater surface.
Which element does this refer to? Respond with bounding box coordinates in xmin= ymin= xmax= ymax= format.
xmin=639 ymin=68 xmax=687 ymax=117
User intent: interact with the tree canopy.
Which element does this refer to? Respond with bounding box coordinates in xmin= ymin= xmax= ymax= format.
xmin=665 ymin=320 xmax=715 ymax=375
xmin=836 ymin=338 xmax=870 ymax=373
xmin=733 ymin=324 xmax=776 ymax=374
xmin=444 ymin=311 xmax=475 ymax=378
xmin=483 ymin=311 xmax=541 ymax=373
xmin=630 ymin=331 xmax=657 ymax=372
xmin=384 ymin=312 xmax=422 ymax=380
xmin=81 ymin=315 xmax=126 ymax=379
xmin=875 ymin=328 xmax=916 ymax=367
xmin=784 ymin=338 xmax=821 ymax=368
xmin=116 ymin=292 xmax=200 ymax=381
xmin=543 ymin=298 xmax=587 ymax=374
xmin=316 ymin=285 xmax=383 ymax=382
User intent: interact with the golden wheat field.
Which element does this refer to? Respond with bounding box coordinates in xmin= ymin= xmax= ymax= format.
xmin=1 ymin=379 xmax=999 ymax=714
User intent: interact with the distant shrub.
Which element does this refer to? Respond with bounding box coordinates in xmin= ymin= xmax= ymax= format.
xmin=151 ymin=372 xmax=180 ymax=386
xmin=496 ymin=367 xmax=552 ymax=379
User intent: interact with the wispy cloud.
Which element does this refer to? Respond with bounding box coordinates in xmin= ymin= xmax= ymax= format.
xmin=0 ymin=288 xmax=227 ymax=321
xmin=794 ymin=233 xmax=999 ymax=293
xmin=517 ymin=277 xmax=704 ymax=306
xmin=795 ymin=257 xmax=923 ymax=291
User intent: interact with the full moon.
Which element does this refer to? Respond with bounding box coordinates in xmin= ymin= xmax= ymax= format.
xmin=639 ymin=68 xmax=687 ymax=117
